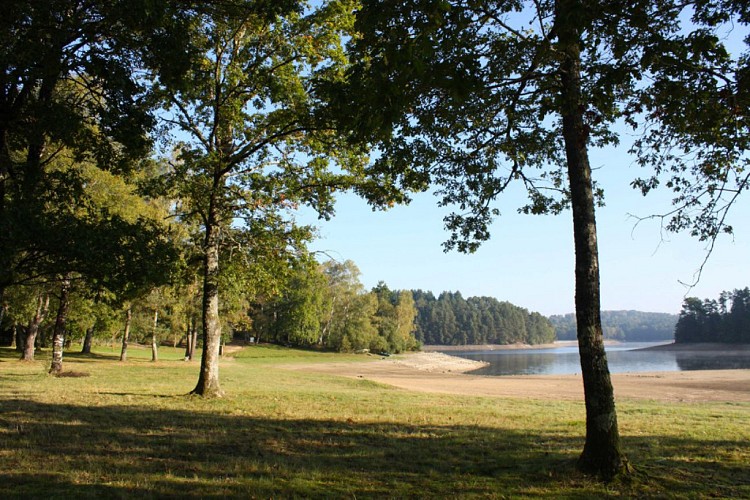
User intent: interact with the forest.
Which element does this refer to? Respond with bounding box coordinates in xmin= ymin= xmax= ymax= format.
xmin=549 ymin=311 xmax=678 ymax=342
xmin=674 ymin=287 xmax=750 ymax=343
xmin=412 ymin=291 xmax=555 ymax=346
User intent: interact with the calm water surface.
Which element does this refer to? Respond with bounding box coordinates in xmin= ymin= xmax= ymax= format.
xmin=444 ymin=342 xmax=750 ymax=376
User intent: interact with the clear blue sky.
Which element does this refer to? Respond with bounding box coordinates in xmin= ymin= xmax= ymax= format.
xmin=292 ymin=10 xmax=750 ymax=318
xmin=298 ymin=144 xmax=750 ymax=317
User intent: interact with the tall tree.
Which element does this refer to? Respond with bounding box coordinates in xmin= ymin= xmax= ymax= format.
xmin=335 ymin=0 xmax=746 ymax=479
xmin=160 ymin=0 xmax=366 ymax=397
xmin=0 ymin=0 xmax=192 ymax=293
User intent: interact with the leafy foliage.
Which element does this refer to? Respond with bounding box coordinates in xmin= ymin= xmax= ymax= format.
xmin=250 ymin=260 xmax=420 ymax=353
xmin=0 ymin=0 xmax=192 ymax=288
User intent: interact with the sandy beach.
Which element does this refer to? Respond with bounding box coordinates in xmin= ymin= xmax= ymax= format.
xmin=284 ymin=351 xmax=750 ymax=403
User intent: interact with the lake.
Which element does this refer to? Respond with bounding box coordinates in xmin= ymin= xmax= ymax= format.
xmin=442 ymin=342 xmax=750 ymax=376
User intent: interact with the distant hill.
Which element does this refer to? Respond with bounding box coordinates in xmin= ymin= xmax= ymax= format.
xmin=549 ymin=310 xmax=678 ymax=342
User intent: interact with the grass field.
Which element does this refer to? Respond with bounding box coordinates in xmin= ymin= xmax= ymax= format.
xmin=1 ymin=345 xmax=748 ymax=498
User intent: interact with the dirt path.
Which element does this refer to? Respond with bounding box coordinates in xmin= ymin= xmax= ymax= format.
xmin=283 ymin=352 xmax=750 ymax=403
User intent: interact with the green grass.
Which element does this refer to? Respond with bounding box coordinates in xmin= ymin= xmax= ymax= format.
xmin=0 ymin=345 xmax=748 ymax=498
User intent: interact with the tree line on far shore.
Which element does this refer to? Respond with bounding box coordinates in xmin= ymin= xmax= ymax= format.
xmin=675 ymin=287 xmax=750 ymax=344
xmin=2 ymin=256 xmax=559 ymax=354
xmin=412 ymin=291 xmax=555 ymax=346
xmin=549 ymin=311 xmax=678 ymax=342
xmin=8 ymin=276 xmax=749 ymax=357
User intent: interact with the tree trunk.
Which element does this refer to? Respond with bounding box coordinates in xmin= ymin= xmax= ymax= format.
xmin=119 ymin=307 xmax=132 ymax=362
xmin=49 ymin=277 xmax=71 ymax=375
xmin=22 ymin=293 xmax=49 ymax=361
xmin=81 ymin=326 xmax=94 ymax=354
xmin=557 ymin=2 xmax=626 ymax=479
xmin=191 ymin=186 xmax=224 ymax=397
xmin=184 ymin=322 xmax=192 ymax=360
xmin=15 ymin=325 xmax=23 ymax=352
xmin=0 ymin=289 xmax=6 ymax=336
xmin=185 ymin=314 xmax=198 ymax=360
xmin=151 ymin=310 xmax=159 ymax=362
xmin=191 ymin=317 xmax=198 ymax=360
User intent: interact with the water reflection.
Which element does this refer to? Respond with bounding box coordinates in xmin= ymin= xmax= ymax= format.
xmin=444 ymin=342 xmax=750 ymax=376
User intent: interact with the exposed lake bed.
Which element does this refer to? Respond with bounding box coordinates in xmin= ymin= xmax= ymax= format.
xmin=284 ymin=348 xmax=750 ymax=403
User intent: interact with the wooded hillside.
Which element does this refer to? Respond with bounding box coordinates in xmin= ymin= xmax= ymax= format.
xmin=549 ymin=311 xmax=678 ymax=342
xmin=412 ymin=290 xmax=555 ymax=346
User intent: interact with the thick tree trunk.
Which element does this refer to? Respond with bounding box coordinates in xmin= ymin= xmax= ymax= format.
xmin=22 ymin=293 xmax=49 ymax=361
xmin=49 ymin=277 xmax=71 ymax=375
xmin=557 ymin=3 xmax=626 ymax=480
xmin=151 ymin=310 xmax=159 ymax=362
xmin=191 ymin=186 xmax=224 ymax=397
xmin=119 ymin=307 xmax=132 ymax=362
xmin=81 ymin=326 xmax=94 ymax=354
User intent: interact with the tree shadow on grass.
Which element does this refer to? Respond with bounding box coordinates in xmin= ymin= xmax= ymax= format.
xmin=0 ymin=399 xmax=748 ymax=498
xmin=65 ymin=351 xmax=123 ymax=361
xmin=1 ymin=398 xmax=570 ymax=498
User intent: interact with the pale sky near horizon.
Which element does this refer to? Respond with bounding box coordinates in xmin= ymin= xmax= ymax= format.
xmin=297 ymin=143 xmax=750 ymax=317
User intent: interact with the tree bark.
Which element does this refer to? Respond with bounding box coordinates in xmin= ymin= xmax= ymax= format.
xmin=81 ymin=326 xmax=94 ymax=354
xmin=191 ymin=184 xmax=224 ymax=397
xmin=557 ymin=1 xmax=626 ymax=479
xmin=119 ymin=307 xmax=132 ymax=362
xmin=184 ymin=322 xmax=192 ymax=360
xmin=49 ymin=276 xmax=71 ymax=374
xmin=151 ymin=310 xmax=159 ymax=362
xmin=22 ymin=293 xmax=49 ymax=361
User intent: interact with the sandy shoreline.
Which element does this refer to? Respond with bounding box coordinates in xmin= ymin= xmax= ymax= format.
xmin=284 ymin=351 xmax=750 ymax=403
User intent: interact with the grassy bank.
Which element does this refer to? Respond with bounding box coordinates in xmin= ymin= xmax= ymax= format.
xmin=1 ymin=346 xmax=748 ymax=498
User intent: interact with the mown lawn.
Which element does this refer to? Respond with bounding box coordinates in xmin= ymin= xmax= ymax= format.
xmin=0 ymin=345 xmax=748 ymax=498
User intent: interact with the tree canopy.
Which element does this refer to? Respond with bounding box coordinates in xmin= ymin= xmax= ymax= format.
xmin=0 ymin=0 xmax=192 ymax=290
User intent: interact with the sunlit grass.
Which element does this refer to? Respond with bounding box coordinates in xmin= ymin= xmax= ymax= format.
xmin=0 ymin=345 xmax=748 ymax=498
